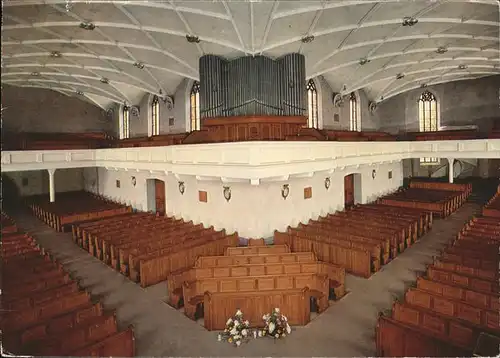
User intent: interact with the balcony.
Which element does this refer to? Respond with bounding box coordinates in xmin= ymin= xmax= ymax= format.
xmin=2 ymin=139 xmax=499 ymax=181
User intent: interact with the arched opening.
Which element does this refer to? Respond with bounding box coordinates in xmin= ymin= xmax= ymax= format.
xmin=146 ymin=178 xmax=166 ymax=215
xmin=344 ymin=173 xmax=362 ymax=208
xmin=1 ymin=174 xmax=21 ymax=210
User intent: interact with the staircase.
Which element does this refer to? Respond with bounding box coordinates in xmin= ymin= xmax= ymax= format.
xmin=430 ymin=158 xmax=477 ymax=180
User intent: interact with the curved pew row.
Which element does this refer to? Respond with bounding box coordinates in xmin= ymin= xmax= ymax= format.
xmin=71 ymin=211 xmax=240 ymax=287
xmin=26 ymin=191 xmax=132 ymax=232
xmin=1 ymin=222 xmax=135 ymax=357
xmin=274 ymin=202 xmax=431 ymax=278
xmin=378 ymin=184 xmax=469 ymax=219
xmin=376 ymin=194 xmax=500 ymax=358
xmin=166 ymin=244 xmax=347 ymax=331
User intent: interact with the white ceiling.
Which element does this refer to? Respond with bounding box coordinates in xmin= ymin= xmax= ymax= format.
xmin=2 ymin=0 xmax=499 ymax=110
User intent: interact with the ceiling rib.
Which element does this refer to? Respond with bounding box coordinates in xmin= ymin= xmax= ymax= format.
xmin=259 ymin=0 xmax=279 ymax=55
xmin=382 ymin=72 xmax=498 ymax=100
xmin=1 ymin=0 xmax=498 ymax=107
xmin=168 ymin=0 xmax=204 ymax=56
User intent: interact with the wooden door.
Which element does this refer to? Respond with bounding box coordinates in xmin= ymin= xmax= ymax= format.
xmin=344 ymin=174 xmax=354 ymax=208
xmin=155 ymin=179 xmax=166 ymax=215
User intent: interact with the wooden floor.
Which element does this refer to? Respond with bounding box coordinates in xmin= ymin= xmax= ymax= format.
xmin=9 ymin=202 xmax=481 ymax=357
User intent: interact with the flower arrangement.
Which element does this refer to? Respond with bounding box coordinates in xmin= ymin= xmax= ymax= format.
xmin=218 ymin=309 xmax=251 ymax=346
xmin=262 ymin=307 xmax=292 ymax=339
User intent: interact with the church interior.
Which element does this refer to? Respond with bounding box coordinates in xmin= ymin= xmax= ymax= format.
xmin=1 ymin=0 xmax=500 ymax=356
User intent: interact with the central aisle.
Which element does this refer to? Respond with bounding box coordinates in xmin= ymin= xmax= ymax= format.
xmin=10 ymin=202 xmax=481 ymax=357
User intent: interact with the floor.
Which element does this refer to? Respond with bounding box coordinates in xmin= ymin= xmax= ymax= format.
xmin=10 ymin=202 xmax=481 ymax=357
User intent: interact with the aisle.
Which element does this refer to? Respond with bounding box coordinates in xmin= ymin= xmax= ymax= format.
xmin=10 ymin=202 xmax=481 ymax=357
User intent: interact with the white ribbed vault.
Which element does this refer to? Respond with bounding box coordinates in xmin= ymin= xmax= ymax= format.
xmin=2 ymin=0 xmax=499 ymax=110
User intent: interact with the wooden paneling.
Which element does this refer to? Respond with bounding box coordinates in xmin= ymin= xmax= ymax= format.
xmin=344 ymin=174 xmax=354 ymax=208
xmin=154 ymin=180 xmax=165 ymax=215
xmin=199 ymin=191 xmax=208 ymax=203
xmin=199 ymin=116 xmax=307 ymax=142
xmin=304 ymin=187 xmax=312 ymax=199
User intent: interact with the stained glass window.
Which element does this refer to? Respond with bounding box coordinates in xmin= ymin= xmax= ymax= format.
xmin=190 ymin=81 xmax=200 ymax=131
xmin=307 ymin=79 xmax=318 ymax=128
xmin=349 ymin=92 xmax=359 ymax=131
xmin=418 ymin=91 xmax=439 ymax=164
xmin=151 ymin=95 xmax=160 ymax=136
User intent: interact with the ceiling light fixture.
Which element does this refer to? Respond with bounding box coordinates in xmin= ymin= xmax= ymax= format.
xmin=458 ymin=64 xmax=468 ymax=70
xmin=50 ymin=51 xmax=62 ymax=58
xmin=76 ymin=90 xmax=84 ymax=96
xmin=31 ymin=71 xmax=40 ymax=76
xmin=100 ymin=77 xmax=109 ymax=84
xmin=133 ymin=62 xmax=145 ymax=69
xmin=402 ymin=16 xmax=418 ymax=26
xmin=359 ymin=58 xmax=370 ymax=65
xmin=436 ymin=46 xmax=448 ymax=54
xmin=301 ymin=35 xmax=315 ymax=43
xmin=396 ymin=73 xmax=405 ymax=79
xmin=186 ymin=35 xmax=200 ymax=43
xmin=79 ymin=21 xmax=95 ymax=31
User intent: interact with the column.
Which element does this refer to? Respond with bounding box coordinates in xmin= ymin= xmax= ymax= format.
xmin=447 ymin=158 xmax=454 ymax=183
xmin=48 ymin=169 xmax=56 ymax=202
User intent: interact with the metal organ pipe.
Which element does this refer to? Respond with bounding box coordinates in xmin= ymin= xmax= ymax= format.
xmin=199 ymin=53 xmax=306 ymax=118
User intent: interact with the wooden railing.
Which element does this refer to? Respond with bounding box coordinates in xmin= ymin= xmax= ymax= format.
xmin=5 ymin=117 xmax=497 ymax=151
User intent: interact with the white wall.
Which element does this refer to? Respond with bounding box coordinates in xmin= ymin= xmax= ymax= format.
xmin=84 ymin=161 xmax=403 ymax=238
xmin=4 ymin=168 xmax=85 ymax=196
xmin=125 ymin=79 xmax=191 ymax=138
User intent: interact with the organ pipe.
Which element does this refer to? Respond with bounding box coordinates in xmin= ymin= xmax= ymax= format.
xmin=199 ymin=53 xmax=306 ymax=118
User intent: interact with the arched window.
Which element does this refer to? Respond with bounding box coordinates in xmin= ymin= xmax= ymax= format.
xmin=120 ymin=106 xmax=130 ymax=139
xmin=307 ymin=79 xmax=318 ymax=128
xmin=418 ymin=90 xmax=438 ymax=132
xmin=349 ymin=92 xmax=359 ymax=131
xmin=418 ymin=90 xmax=439 ymax=164
xmin=151 ymin=95 xmax=160 ymax=136
xmin=190 ymin=81 xmax=200 ymax=131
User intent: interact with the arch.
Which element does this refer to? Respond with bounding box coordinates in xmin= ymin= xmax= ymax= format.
xmin=150 ymin=94 xmax=160 ymax=136
xmin=349 ymin=91 xmax=361 ymax=132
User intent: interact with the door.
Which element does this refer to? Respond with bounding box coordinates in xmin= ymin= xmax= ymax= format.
xmin=154 ymin=179 xmax=165 ymax=215
xmin=344 ymin=174 xmax=354 ymax=208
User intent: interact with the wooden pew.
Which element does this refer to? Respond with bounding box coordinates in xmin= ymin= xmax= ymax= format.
xmin=391 ymin=301 xmax=486 ymax=351
xmin=416 ymin=276 xmax=499 ymax=311
xmin=225 ymin=244 xmax=290 ymax=255
xmin=274 ymin=230 xmax=373 ymax=278
xmin=1 ymin=217 xmax=136 ymax=357
xmin=376 ymin=314 xmax=470 ymax=357
xmin=69 ymin=326 xmax=135 ymax=357
xmin=204 ymin=288 xmax=311 ymax=331
xmin=183 ymin=273 xmax=328 ymax=327
xmin=404 ymin=288 xmax=499 ymax=331
xmin=136 ymin=232 xmax=239 ymax=287
xmin=167 ymin=254 xmax=345 ymax=308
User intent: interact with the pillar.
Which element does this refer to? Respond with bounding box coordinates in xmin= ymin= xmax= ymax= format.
xmin=447 ymin=158 xmax=454 ymax=183
xmin=48 ymin=169 xmax=56 ymax=202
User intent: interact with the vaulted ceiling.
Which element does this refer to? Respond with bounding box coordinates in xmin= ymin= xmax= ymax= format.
xmin=2 ymin=0 xmax=499 ymax=110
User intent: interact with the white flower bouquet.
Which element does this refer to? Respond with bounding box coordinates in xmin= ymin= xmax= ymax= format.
xmin=219 ymin=309 xmax=251 ymax=346
xmin=261 ymin=307 xmax=292 ymax=339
